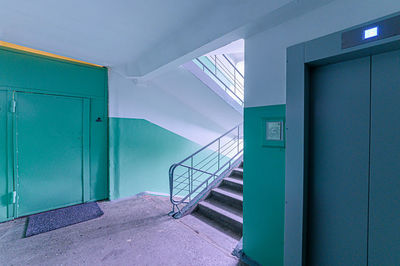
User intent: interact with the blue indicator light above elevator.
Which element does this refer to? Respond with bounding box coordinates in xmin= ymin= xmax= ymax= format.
xmin=364 ymin=26 xmax=379 ymax=40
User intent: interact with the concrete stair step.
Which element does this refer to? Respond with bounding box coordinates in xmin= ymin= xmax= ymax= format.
xmin=197 ymin=200 xmax=243 ymax=235
xmin=221 ymin=177 xmax=243 ymax=193
xmin=205 ymin=198 xmax=243 ymax=217
xmin=190 ymin=211 xmax=242 ymax=240
xmin=189 ymin=160 xmax=244 ymax=240
xmin=230 ymin=168 xmax=243 ymax=179
xmin=211 ymin=187 xmax=243 ymax=209
xmin=226 ymin=174 xmax=243 ymax=182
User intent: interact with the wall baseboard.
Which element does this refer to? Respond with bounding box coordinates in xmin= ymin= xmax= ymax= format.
xmin=108 ymin=191 xmax=183 ymax=204
xmin=232 ymin=238 xmax=261 ymax=266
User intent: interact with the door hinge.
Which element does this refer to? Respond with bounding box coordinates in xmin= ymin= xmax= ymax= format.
xmin=12 ymin=191 xmax=17 ymax=204
xmin=10 ymin=99 xmax=16 ymax=113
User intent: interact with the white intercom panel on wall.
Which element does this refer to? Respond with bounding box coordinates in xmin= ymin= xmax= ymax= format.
xmin=262 ymin=118 xmax=285 ymax=148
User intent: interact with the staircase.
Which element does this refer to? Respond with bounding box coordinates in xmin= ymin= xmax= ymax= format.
xmin=169 ymin=124 xmax=243 ymax=239
xmin=192 ymin=161 xmax=243 ymax=238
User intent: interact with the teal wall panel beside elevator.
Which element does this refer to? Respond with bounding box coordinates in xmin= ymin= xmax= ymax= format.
xmin=243 ymin=104 xmax=286 ymax=265
xmin=109 ymin=118 xmax=202 ymax=200
xmin=0 ymin=47 xmax=108 ymax=222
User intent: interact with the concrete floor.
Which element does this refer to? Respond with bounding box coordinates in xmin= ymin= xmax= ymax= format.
xmin=0 ymin=195 xmax=243 ymax=266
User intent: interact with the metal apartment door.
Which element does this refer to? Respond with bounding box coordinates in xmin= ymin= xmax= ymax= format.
xmin=0 ymin=91 xmax=10 ymax=221
xmin=15 ymin=92 xmax=86 ymax=217
xmin=368 ymin=50 xmax=400 ymax=265
xmin=307 ymin=56 xmax=371 ymax=265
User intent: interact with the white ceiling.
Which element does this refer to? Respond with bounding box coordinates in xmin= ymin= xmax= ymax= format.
xmin=0 ymin=0 xmax=334 ymax=76
xmin=0 ymin=0 xmax=216 ymax=65
xmin=205 ymin=39 xmax=245 ymax=64
xmin=207 ymin=39 xmax=244 ymax=56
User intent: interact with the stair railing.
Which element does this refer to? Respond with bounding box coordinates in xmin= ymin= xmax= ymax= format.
xmin=194 ymin=55 xmax=244 ymax=106
xmin=208 ymin=54 xmax=244 ymax=95
xmin=169 ymin=123 xmax=243 ymax=217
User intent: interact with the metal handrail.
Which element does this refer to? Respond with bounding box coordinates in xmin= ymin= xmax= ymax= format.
xmin=207 ymin=55 xmax=244 ymax=93
xmin=169 ymin=123 xmax=243 ymax=217
xmin=222 ymin=54 xmax=245 ymax=79
xmin=194 ymin=57 xmax=244 ymax=106
xmin=205 ymin=55 xmax=244 ymax=94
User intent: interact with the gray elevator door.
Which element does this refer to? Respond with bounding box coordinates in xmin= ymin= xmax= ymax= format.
xmin=369 ymin=50 xmax=400 ymax=265
xmin=307 ymin=56 xmax=371 ymax=265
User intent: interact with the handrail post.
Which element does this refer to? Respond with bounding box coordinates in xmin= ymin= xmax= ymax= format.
xmin=234 ymin=70 xmax=236 ymax=94
xmin=218 ymin=139 xmax=220 ymax=169
xmin=188 ymin=167 xmax=191 ymax=201
xmin=214 ymin=55 xmax=217 ymax=75
xmin=237 ymin=125 xmax=240 ymax=153
xmin=191 ymin=157 xmax=193 ymax=200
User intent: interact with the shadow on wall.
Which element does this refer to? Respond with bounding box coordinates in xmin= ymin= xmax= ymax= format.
xmin=109 ymin=118 xmax=203 ymax=200
xmin=108 ymin=68 xmax=243 ymax=146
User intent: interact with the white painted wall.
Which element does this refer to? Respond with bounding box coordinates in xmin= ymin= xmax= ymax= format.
xmin=109 ymin=66 xmax=242 ymax=146
xmin=245 ymin=0 xmax=400 ymax=107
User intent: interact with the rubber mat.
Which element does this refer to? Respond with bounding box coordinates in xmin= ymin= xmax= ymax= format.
xmin=25 ymin=202 xmax=104 ymax=237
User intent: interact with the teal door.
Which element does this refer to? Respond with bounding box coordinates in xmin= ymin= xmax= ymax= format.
xmin=16 ymin=92 xmax=87 ymax=217
xmin=0 ymin=91 xmax=10 ymax=221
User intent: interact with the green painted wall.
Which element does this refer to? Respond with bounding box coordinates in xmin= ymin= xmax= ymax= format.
xmin=109 ymin=118 xmax=202 ymax=200
xmin=243 ymin=104 xmax=286 ymax=265
xmin=0 ymin=47 xmax=108 ymax=222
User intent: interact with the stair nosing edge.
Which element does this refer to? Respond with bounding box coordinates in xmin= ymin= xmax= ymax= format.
xmin=211 ymin=188 xmax=243 ymax=201
xmin=198 ymin=201 xmax=243 ymax=224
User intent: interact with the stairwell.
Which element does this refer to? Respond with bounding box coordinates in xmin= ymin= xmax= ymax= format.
xmin=191 ymin=161 xmax=243 ymax=239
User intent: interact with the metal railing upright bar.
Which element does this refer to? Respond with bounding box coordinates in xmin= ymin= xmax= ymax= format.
xmin=169 ymin=123 xmax=243 ymax=218
xmin=194 ymin=57 xmax=244 ymax=106
xmin=222 ymin=54 xmax=244 ymax=79
xmin=205 ymin=55 xmax=245 ymax=95
xmin=207 ymin=54 xmax=244 ymax=94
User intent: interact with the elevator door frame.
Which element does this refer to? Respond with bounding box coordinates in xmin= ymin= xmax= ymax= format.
xmin=285 ymin=11 xmax=400 ymax=266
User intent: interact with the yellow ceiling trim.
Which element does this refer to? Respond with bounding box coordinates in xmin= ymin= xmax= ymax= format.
xmin=0 ymin=41 xmax=103 ymax=68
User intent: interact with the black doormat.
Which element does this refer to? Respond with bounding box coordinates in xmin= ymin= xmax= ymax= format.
xmin=25 ymin=202 xmax=104 ymax=237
